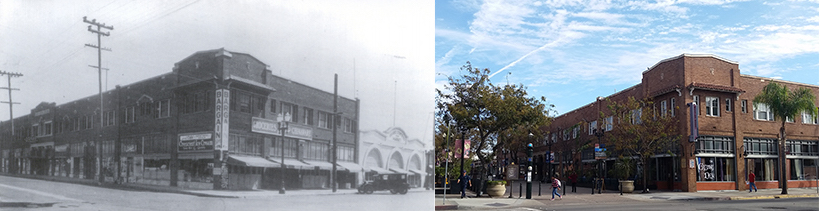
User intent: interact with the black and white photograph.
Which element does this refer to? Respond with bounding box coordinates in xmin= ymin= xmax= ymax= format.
xmin=0 ymin=0 xmax=434 ymax=210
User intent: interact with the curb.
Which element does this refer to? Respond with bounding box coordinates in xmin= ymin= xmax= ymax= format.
xmin=729 ymin=194 xmax=818 ymax=200
xmin=434 ymin=205 xmax=459 ymax=210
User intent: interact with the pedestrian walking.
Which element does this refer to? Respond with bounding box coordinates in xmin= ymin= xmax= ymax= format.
xmin=748 ymin=171 xmax=757 ymax=192
xmin=569 ymin=172 xmax=577 ymax=193
xmin=551 ymin=176 xmax=562 ymax=201
xmin=457 ymin=171 xmax=472 ymax=198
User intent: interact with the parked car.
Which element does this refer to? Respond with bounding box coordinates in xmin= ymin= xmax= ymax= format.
xmin=358 ymin=173 xmax=410 ymax=194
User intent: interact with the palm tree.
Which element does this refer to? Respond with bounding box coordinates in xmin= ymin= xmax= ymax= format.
xmin=753 ymin=82 xmax=817 ymax=194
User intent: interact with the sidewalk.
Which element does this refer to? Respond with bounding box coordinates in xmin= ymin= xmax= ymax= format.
xmin=0 ymin=173 xmax=425 ymax=199
xmin=434 ymin=181 xmax=819 ymax=210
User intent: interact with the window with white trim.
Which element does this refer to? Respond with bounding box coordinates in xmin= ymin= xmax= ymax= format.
xmin=725 ymin=98 xmax=731 ymax=112
xmin=588 ymin=120 xmax=597 ymax=135
xmin=572 ymin=127 xmax=579 ymax=139
xmin=802 ymin=111 xmax=817 ymax=124
xmin=670 ymin=98 xmax=676 ymax=117
xmin=786 ymin=116 xmax=794 ymax=123
xmin=630 ymin=109 xmax=642 ymax=124
xmin=103 ymin=110 xmax=116 ymax=127
xmin=705 ymin=97 xmax=719 ymax=117
xmin=661 ymin=100 xmax=668 ymax=117
xmin=605 ymin=116 xmax=613 ymax=131
xmin=754 ymin=103 xmax=774 ymax=121
xmin=741 ymin=100 xmax=747 ymax=113
xmin=156 ymin=99 xmax=170 ymax=118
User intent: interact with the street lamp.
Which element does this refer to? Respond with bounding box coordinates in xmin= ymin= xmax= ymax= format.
xmin=442 ymin=114 xmax=451 ymax=205
xmin=277 ymin=113 xmax=289 ymax=194
xmin=593 ymin=128 xmax=604 ymax=195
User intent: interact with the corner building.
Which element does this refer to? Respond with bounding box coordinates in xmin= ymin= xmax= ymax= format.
xmin=0 ymin=49 xmax=362 ymax=190
xmin=536 ymin=54 xmax=818 ymax=192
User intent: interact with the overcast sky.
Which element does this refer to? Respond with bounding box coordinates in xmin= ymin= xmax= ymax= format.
xmin=0 ymin=0 xmax=434 ymax=143
xmin=436 ymin=0 xmax=819 ymax=116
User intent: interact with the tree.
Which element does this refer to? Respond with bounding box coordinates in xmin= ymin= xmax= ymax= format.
xmin=436 ymin=61 xmax=552 ymax=195
xmin=605 ymin=96 xmax=680 ymax=193
xmin=753 ymin=82 xmax=817 ymax=194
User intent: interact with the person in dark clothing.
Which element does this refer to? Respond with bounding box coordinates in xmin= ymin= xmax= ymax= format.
xmin=748 ymin=171 xmax=757 ymax=192
xmin=457 ymin=171 xmax=472 ymax=198
xmin=569 ymin=172 xmax=578 ymax=193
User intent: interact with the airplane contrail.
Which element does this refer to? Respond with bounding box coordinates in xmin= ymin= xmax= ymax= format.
xmin=488 ymin=38 xmax=563 ymax=79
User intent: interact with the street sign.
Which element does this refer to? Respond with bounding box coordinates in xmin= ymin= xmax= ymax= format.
xmin=594 ymin=151 xmax=606 ymax=160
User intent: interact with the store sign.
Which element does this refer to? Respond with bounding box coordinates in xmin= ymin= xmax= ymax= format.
xmin=214 ymin=89 xmax=230 ymax=151
xmin=54 ymin=144 xmax=68 ymax=152
xmin=122 ymin=144 xmax=137 ymax=153
xmin=179 ymin=133 xmax=214 ymax=152
xmin=251 ymin=117 xmax=313 ymax=139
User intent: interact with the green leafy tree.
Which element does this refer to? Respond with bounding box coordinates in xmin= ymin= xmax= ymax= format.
xmin=605 ymin=96 xmax=680 ymax=193
xmin=436 ymin=61 xmax=552 ymax=195
xmin=753 ymin=82 xmax=817 ymax=194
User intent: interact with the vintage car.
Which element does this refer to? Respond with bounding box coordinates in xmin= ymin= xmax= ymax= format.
xmin=358 ymin=173 xmax=410 ymax=194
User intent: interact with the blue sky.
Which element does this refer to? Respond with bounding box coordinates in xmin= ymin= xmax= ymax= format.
xmin=436 ymin=0 xmax=819 ymax=116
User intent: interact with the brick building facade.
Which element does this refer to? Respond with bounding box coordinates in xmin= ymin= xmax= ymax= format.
xmin=519 ymin=54 xmax=818 ymax=192
xmin=0 ymin=49 xmax=362 ymax=190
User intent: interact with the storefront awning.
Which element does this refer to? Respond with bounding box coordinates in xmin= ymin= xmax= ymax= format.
xmin=302 ymin=160 xmax=334 ymax=170
xmin=389 ymin=168 xmax=411 ymax=175
xmin=335 ymin=162 xmax=363 ymax=172
xmin=408 ymin=169 xmax=425 ymax=175
xmin=268 ymin=158 xmax=312 ymax=169
xmin=364 ymin=166 xmax=392 ymax=174
xmin=227 ymin=155 xmax=279 ymax=168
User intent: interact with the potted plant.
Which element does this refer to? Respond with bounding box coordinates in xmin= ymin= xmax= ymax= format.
xmin=609 ymin=156 xmax=635 ymax=193
xmin=485 ymin=180 xmax=507 ymax=197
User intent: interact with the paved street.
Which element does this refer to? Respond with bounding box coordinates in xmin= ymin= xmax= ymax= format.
xmin=436 ymin=180 xmax=819 ymax=210
xmin=0 ymin=175 xmax=433 ymax=211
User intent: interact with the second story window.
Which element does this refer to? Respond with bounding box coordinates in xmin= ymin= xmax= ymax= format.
xmin=103 ymin=110 xmax=116 ymax=127
xmin=156 ymin=99 xmax=170 ymax=118
xmin=741 ymin=100 xmax=748 ymax=113
xmin=754 ymin=103 xmax=774 ymax=121
xmin=670 ymin=98 xmax=676 ymax=117
xmin=302 ymin=107 xmax=314 ymax=126
xmin=706 ymin=97 xmax=719 ymax=117
xmin=605 ymin=116 xmax=613 ymax=131
xmin=124 ymin=106 xmax=135 ymax=123
xmin=588 ymin=120 xmax=597 ymax=135
xmin=281 ymin=102 xmax=298 ymax=122
xmin=318 ymin=111 xmax=333 ymax=129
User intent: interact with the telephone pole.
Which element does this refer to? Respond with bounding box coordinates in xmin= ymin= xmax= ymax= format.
xmin=83 ymin=16 xmax=113 ymax=184
xmin=0 ymin=71 xmax=23 ymax=136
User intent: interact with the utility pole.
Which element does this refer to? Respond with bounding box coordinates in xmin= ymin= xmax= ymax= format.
xmin=1 ymin=71 xmax=23 ymax=173
xmin=0 ymin=71 xmax=23 ymax=136
xmin=331 ymin=74 xmax=338 ymax=193
xmin=83 ymin=16 xmax=113 ymax=184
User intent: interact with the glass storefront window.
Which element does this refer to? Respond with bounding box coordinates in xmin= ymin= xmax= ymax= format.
xmin=697 ymin=157 xmax=735 ymax=181
xmin=790 ymin=158 xmax=818 ymax=180
xmin=748 ymin=158 xmax=778 ymax=181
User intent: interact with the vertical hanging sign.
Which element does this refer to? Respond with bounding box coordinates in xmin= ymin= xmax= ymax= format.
xmin=214 ymin=89 xmax=230 ymax=150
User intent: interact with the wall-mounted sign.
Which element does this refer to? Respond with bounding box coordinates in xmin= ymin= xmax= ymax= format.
xmin=251 ymin=117 xmax=313 ymax=140
xmin=214 ymin=89 xmax=230 ymax=150
xmin=179 ymin=132 xmax=214 ymax=152
xmin=122 ymin=144 xmax=138 ymax=153
xmin=54 ymin=144 xmax=68 ymax=152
